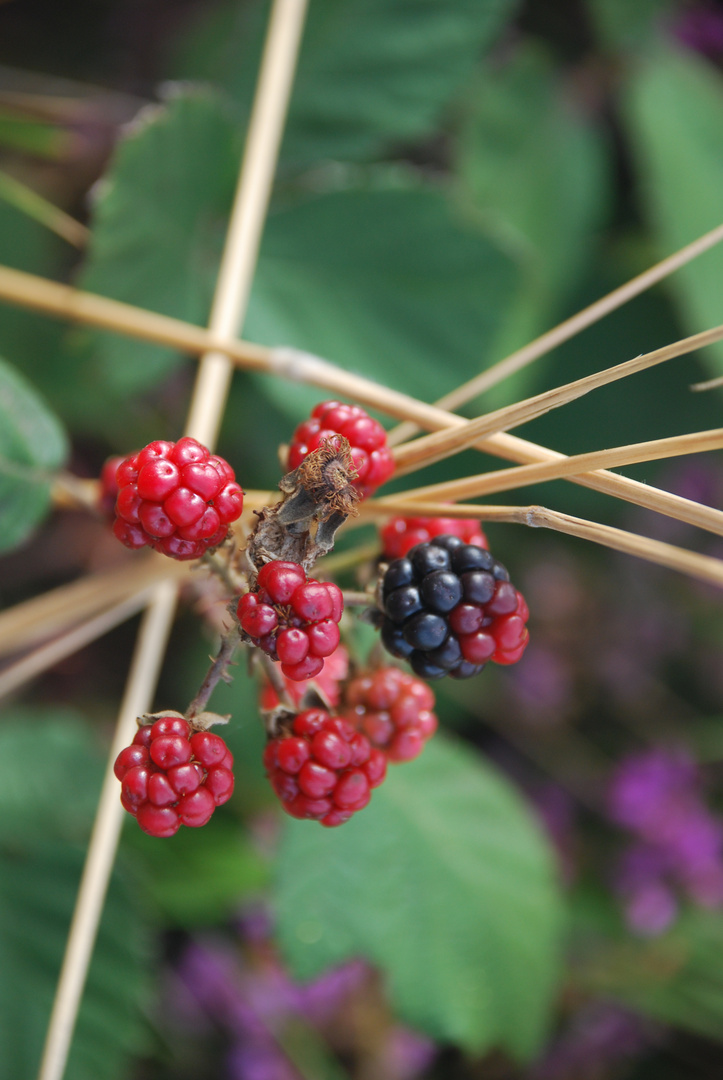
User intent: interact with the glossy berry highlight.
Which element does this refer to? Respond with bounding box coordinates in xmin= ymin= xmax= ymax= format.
xmin=114 ymin=714 xmax=234 ymax=836
xmin=343 ymin=666 xmax=438 ymax=762
xmin=110 ymin=438 xmax=244 ymax=560
xmin=287 ymin=400 xmax=395 ymax=498
xmin=379 ymin=537 xmax=529 ymax=679
xmin=237 ymin=561 xmax=343 ymax=682
xmin=264 ymin=708 xmax=386 ymax=826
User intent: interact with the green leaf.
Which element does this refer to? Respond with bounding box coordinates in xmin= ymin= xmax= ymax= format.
xmin=455 ymin=44 xmax=609 ymax=404
xmin=0 ymin=356 xmax=68 ymax=553
xmin=78 ymin=88 xmax=519 ymax=416
xmin=0 ymin=840 xmax=150 ymax=1080
xmin=0 ymin=197 xmax=69 ymax=421
xmin=587 ymin=0 xmax=677 ymax=52
xmin=79 ymin=87 xmax=240 ymax=396
xmin=170 ymin=0 xmax=520 ymax=167
xmin=128 ymin=819 xmax=268 ymax=926
xmin=624 ymin=43 xmax=723 ymax=378
xmin=274 ymin=736 xmax=563 ymax=1059
xmin=247 ymin=184 xmax=518 ymax=419
xmin=0 ymin=710 xmax=105 ymax=843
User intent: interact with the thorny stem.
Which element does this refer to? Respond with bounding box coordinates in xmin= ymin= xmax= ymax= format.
xmin=186 ymin=623 xmax=244 ymax=719
xmin=198 ymin=538 xmax=247 ymax=596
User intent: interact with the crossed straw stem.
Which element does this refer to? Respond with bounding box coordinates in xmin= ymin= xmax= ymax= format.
xmin=0 ymin=0 xmax=721 ymax=1075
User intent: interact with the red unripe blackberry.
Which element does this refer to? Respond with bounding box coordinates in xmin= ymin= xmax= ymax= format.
xmin=381 ymin=515 xmax=488 ymax=560
xmin=264 ymin=708 xmax=386 ymax=826
xmin=115 ymin=715 xmax=235 ymax=836
xmin=286 ymin=400 xmax=395 ymax=499
xmin=259 ymin=642 xmax=349 ymax=711
xmin=343 ymin=666 xmax=438 ymax=762
xmin=99 ymin=454 xmax=128 ymax=520
xmin=237 ymin=561 xmax=344 ymax=682
xmin=378 ymin=537 xmax=529 ymax=679
xmin=110 ymin=438 xmax=243 ymax=560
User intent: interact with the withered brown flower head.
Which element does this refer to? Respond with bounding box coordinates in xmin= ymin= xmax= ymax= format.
xmin=295 ymin=435 xmax=361 ymax=519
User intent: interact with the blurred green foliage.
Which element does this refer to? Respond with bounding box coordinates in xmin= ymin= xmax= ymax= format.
xmin=1 ymin=0 xmax=723 ymax=1078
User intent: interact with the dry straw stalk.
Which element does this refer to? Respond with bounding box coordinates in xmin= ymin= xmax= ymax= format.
xmin=383 ymin=427 xmax=723 ymax=507
xmin=362 ymin=497 xmax=723 ymax=590
xmin=390 ymin=322 xmax=723 ymax=475
xmin=36 ymin=3 xmax=310 ymax=1079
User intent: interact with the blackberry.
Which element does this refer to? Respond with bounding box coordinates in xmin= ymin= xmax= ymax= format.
xmin=263 ymin=708 xmax=386 ymax=826
xmin=237 ymin=560 xmax=343 ymax=682
xmin=111 ymin=438 xmax=243 ymax=560
xmin=114 ymin=714 xmax=234 ymax=836
xmin=378 ymin=539 xmax=529 ymax=679
xmin=342 ymin=667 xmax=438 ymax=763
xmin=287 ymin=400 xmax=395 ymax=499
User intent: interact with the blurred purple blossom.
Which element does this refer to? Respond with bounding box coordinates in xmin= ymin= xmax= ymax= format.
xmin=294 ymin=959 xmax=368 ymax=1026
xmin=227 ymin=1040 xmax=298 ymax=1080
xmin=533 ymin=1001 xmax=659 ymax=1079
xmin=607 ymin=749 xmax=723 ymax=934
xmin=383 ymin=1027 xmax=437 ymax=1080
xmin=673 ymin=4 xmax=723 ymax=56
xmin=607 ymin=750 xmax=696 ymax=835
xmin=168 ymin=933 xmax=433 ymax=1080
xmin=623 ymin=880 xmax=679 ymax=937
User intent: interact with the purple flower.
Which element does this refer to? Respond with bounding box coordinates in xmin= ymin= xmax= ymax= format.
xmin=673 ymin=5 xmax=723 ymax=56
xmin=615 ymin=842 xmax=673 ymax=894
xmin=295 ymin=959 xmax=368 ymax=1025
xmin=533 ymin=1002 xmax=659 ymax=1079
xmin=608 ymin=749 xmax=723 ymax=932
xmin=664 ymin=806 xmax=723 ymax=874
xmin=624 ymin=881 xmax=679 ymax=937
xmin=226 ymin=1039 xmax=298 ymax=1080
xmin=383 ymin=1027 xmax=437 ymax=1079
xmin=607 ymin=750 xmax=696 ymax=835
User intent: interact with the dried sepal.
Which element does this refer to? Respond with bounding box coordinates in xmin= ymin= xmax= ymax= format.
xmin=260 ymin=702 xmax=297 ymax=740
xmin=245 ymin=438 xmax=360 ymax=575
xmin=285 ymin=435 xmax=360 ymax=519
xmin=138 ymin=709 xmax=186 ymax=727
xmin=189 ymin=710 xmax=231 ymax=730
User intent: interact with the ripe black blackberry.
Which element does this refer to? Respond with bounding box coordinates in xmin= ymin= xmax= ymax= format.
xmin=378 ymin=536 xmax=529 ymax=680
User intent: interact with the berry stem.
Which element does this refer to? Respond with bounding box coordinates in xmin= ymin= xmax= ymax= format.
xmin=186 ymin=624 xmax=244 ymax=719
xmin=341 ymin=589 xmax=375 ymax=607
xmin=258 ymin=651 xmax=297 ymax=710
xmin=199 ymin=539 xmax=247 ymax=596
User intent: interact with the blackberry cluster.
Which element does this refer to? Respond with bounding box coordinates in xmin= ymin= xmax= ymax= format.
xmin=114 ymin=715 xmax=234 ymax=837
xmin=111 ymin=437 xmax=244 ymax=560
xmin=379 ymin=537 xmax=529 ymax=680
xmin=263 ymin=708 xmax=387 ymax=826
xmin=381 ymin=514 xmax=488 ymax=560
xmin=237 ymin=560 xmax=344 ymax=682
xmin=287 ymin=400 xmax=395 ymax=498
xmin=343 ymin=666 xmax=438 ymax=762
